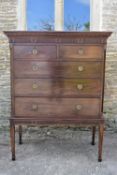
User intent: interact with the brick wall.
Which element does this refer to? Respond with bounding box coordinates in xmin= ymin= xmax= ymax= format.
xmin=0 ymin=0 xmax=18 ymax=128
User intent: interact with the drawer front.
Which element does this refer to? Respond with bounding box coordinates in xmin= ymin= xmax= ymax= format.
xmin=14 ymin=79 xmax=101 ymax=97
xmin=60 ymin=62 xmax=102 ymax=78
xmin=15 ymin=98 xmax=101 ymax=117
xmin=14 ymin=79 xmax=56 ymax=96
xmin=60 ymin=45 xmax=103 ymax=60
xmin=14 ymin=61 xmax=103 ymax=78
xmin=14 ymin=45 xmax=56 ymax=60
xmin=14 ymin=61 xmax=57 ymax=78
xmin=59 ymin=79 xmax=101 ymax=97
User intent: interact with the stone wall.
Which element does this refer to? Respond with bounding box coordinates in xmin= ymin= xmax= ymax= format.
xmin=0 ymin=0 xmax=18 ymax=128
xmin=0 ymin=0 xmax=117 ymax=129
xmin=102 ymin=0 xmax=117 ymax=128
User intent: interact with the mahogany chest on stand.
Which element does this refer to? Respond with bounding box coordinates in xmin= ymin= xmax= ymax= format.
xmin=5 ymin=31 xmax=111 ymax=161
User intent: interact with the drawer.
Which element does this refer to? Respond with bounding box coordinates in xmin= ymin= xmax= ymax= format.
xmin=15 ymin=98 xmax=101 ymax=117
xmin=14 ymin=61 xmax=58 ymax=78
xmin=59 ymin=62 xmax=103 ymax=78
xmin=59 ymin=79 xmax=101 ymax=97
xmin=13 ymin=45 xmax=56 ymax=60
xmin=14 ymin=61 xmax=103 ymax=78
xmin=14 ymin=79 xmax=56 ymax=96
xmin=60 ymin=45 xmax=104 ymax=60
xmin=14 ymin=79 xmax=101 ymax=97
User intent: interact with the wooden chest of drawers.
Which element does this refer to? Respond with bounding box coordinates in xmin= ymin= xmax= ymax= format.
xmin=5 ymin=31 xmax=111 ymax=161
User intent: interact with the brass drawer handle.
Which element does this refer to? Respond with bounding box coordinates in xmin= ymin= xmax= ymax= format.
xmin=77 ymin=84 xmax=83 ymax=90
xmin=32 ymin=48 xmax=38 ymax=55
xmin=77 ymin=48 xmax=84 ymax=55
xmin=32 ymin=83 xmax=38 ymax=89
xmin=76 ymin=105 xmax=82 ymax=111
xmin=32 ymin=104 xmax=38 ymax=111
xmin=32 ymin=64 xmax=39 ymax=71
xmin=78 ymin=66 xmax=84 ymax=72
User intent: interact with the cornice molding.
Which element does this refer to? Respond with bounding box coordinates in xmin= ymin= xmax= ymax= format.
xmin=4 ymin=31 xmax=112 ymax=44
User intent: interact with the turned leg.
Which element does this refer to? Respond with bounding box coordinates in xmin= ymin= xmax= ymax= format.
xmin=19 ymin=125 xmax=23 ymax=144
xmin=91 ymin=126 xmax=96 ymax=145
xmin=98 ymin=124 xmax=104 ymax=162
xmin=10 ymin=121 xmax=16 ymax=161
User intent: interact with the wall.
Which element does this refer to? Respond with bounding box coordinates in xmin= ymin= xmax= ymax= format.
xmin=0 ymin=0 xmax=27 ymax=129
xmin=102 ymin=0 xmax=117 ymax=128
xmin=90 ymin=0 xmax=117 ymax=128
xmin=0 ymin=0 xmax=18 ymax=128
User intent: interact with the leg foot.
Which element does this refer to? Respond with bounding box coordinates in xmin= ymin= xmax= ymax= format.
xmin=91 ymin=126 xmax=96 ymax=145
xmin=19 ymin=125 xmax=23 ymax=145
xmin=12 ymin=157 xmax=16 ymax=161
xmin=98 ymin=158 xmax=102 ymax=162
xmin=10 ymin=121 xmax=16 ymax=161
xmin=98 ymin=124 xmax=104 ymax=162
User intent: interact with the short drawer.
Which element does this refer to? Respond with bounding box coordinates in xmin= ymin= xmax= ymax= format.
xmin=15 ymin=98 xmax=101 ymax=117
xmin=14 ymin=79 xmax=56 ymax=96
xmin=14 ymin=61 xmax=103 ymax=79
xmin=14 ymin=61 xmax=58 ymax=78
xmin=59 ymin=79 xmax=101 ymax=97
xmin=14 ymin=79 xmax=101 ymax=97
xmin=60 ymin=45 xmax=104 ymax=60
xmin=13 ymin=45 xmax=56 ymax=60
xmin=60 ymin=62 xmax=103 ymax=78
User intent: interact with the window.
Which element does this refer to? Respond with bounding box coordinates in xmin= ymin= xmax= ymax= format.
xmin=27 ymin=0 xmax=90 ymax=31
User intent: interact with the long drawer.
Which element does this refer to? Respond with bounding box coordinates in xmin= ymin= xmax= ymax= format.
xmin=60 ymin=45 xmax=104 ymax=60
xmin=14 ymin=61 xmax=103 ymax=78
xmin=14 ymin=79 xmax=101 ymax=97
xmin=13 ymin=45 xmax=57 ymax=60
xmin=15 ymin=98 xmax=101 ymax=117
